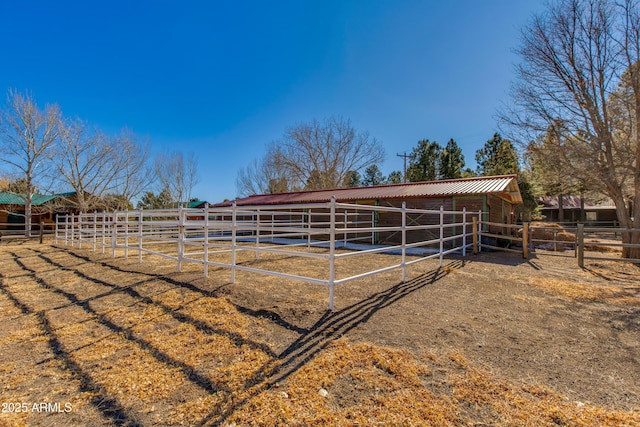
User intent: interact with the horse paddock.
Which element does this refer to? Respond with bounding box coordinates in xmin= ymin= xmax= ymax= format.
xmin=1 ymin=237 xmax=639 ymax=426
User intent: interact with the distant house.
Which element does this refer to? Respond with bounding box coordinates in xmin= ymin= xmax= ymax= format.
xmin=215 ymin=175 xmax=523 ymax=245
xmin=0 ymin=192 xmax=78 ymax=230
xmin=537 ymin=195 xmax=618 ymax=225
xmin=183 ymin=200 xmax=208 ymax=208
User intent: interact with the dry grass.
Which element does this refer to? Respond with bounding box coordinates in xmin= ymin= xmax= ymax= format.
xmin=523 ymin=275 xmax=639 ymax=305
xmin=448 ymin=352 xmax=640 ymax=427
xmin=1 ymin=242 xmax=639 ymax=426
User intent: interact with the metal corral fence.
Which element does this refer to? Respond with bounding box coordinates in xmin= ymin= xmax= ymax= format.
xmin=55 ymin=198 xmax=479 ymax=310
xmin=476 ymin=220 xmax=640 ymax=266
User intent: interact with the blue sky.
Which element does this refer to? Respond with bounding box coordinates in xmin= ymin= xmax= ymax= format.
xmin=0 ymin=0 xmax=546 ymax=203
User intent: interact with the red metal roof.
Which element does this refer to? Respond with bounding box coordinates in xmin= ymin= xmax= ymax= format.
xmin=217 ymin=175 xmax=522 ymax=207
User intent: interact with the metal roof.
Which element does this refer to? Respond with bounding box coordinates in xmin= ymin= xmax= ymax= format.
xmin=0 ymin=192 xmax=75 ymax=206
xmin=538 ymin=195 xmax=616 ymax=210
xmin=218 ymin=175 xmax=522 ymax=206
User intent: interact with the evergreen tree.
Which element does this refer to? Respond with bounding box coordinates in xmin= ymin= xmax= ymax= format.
xmin=362 ymin=165 xmax=385 ymax=186
xmin=475 ymin=133 xmax=519 ymax=176
xmin=407 ymin=139 xmax=441 ymax=182
xmin=386 ymin=170 xmax=402 ymax=184
xmin=343 ymin=170 xmax=361 ymax=187
xmin=137 ymin=187 xmax=173 ymax=209
xmin=439 ymin=138 xmax=465 ymax=179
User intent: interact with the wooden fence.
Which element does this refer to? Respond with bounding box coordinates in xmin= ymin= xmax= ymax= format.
xmin=474 ymin=220 xmax=640 ymax=266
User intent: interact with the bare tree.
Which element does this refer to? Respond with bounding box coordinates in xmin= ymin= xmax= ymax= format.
xmin=110 ymin=128 xmax=152 ymax=209
xmin=153 ymin=151 xmax=200 ymax=206
xmin=0 ymin=90 xmax=61 ymax=236
xmin=52 ymin=119 xmax=150 ymax=212
xmin=501 ymin=0 xmax=640 ymax=258
xmin=236 ymin=156 xmax=291 ymax=197
xmin=272 ymin=116 xmax=385 ymax=190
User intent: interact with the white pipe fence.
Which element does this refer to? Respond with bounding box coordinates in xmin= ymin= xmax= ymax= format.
xmin=55 ymin=198 xmax=478 ymax=310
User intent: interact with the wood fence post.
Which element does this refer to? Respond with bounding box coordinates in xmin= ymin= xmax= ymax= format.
xmin=39 ymin=222 xmax=44 ymax=244
xmin=577 ymin=223 xmax=584 ymax=268
xmin=472 ymin=217 xmax=478 ymax=255
xmin=522 ymin=222 xmax=529 ymax=259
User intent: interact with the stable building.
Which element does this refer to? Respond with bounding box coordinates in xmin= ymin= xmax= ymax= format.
xmin=218 ymin=175 xmax=523 ymax=245
xmin=0 ymin=192 xmax=78 ymax=231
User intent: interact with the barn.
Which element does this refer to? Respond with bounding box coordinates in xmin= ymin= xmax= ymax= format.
xmin=537 ymin=195 xmax=618 ymax=225
xmin=218 ymin=175 xmax=523 ymax=245
xmin=0 ymin=192 xmax=78 ymax=232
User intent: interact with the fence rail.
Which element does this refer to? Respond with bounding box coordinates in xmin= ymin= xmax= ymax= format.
xmin=54 ymin=205 xmax=640 ymax=309
xmin=476 ymin=220 xmax=640 ymax=265
xmin=55 ymin=198 xmax=477 ymax=310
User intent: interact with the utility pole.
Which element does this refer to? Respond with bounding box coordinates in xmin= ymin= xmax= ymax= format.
xmin=396 ymin=152 xmax=412 ymax=183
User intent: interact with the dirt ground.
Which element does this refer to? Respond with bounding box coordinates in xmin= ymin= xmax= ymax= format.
xmin=1 ymin=237 xmax=639 ymax=426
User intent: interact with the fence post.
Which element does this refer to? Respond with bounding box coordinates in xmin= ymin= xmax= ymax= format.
xmin=177 ymin=206 xmax=184 ymax=272
xmin=439 ymin=206 xmax=444 ymax=267
xmin=343 ymin=210 xmax=348 ymax=248
xmin=329 ymin=196 xmax=336 ymax=311
xmin=111 ymin=212 xmax=117 ymax=257
xmin=462 ymin=207 xmax=467 ymax=257
xmin=231 ymin=201 xmax=237 ymax=284
xmin=368 ymin=211 xmax=373 ymax=245
xmin=478 ymin=210 xmax=483 ymax=253
xmin=59 ymin=216 xmax=63 ymax=244
xmin=401 ymin=202 xmax=406 ymax=283
xmin=472 ymin=217 xmax=478 ymax=255
xmin=307 ymin=209 xmax=312 ymax=251
xmin=204 ymin=204 xmax=209 ymax=278
xmin=71 ymin=213 xmax=76 ymax=247
xmin=123 ymin=212 xmax=129 ymax=259
xmin=522 ymin=222 xmax=529 ymax=259
xmin=101 ymin=211 xmax=106 ymax=254
xmin=138 ymin=209 xmax=143 ymax=264
xmin=255 ymin=209 xmax=260 ymax=260
xmin=39 ymin=222 xmax=44 ymax=244
xmin=93 ymin=212 xmax=97 ymax=251
xmin=78 ymin=212 xmax=84 ymax=249
xmin=577 ymin=223 xmax=584 ymax=268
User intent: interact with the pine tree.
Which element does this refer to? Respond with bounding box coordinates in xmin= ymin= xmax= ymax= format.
xmin=475 ymin=133 xmax=519 ymax=176
xmin=439 ymin=138 xmax=465 ymax=179
xmin=407 ymin=139 xmax=441 ymax=182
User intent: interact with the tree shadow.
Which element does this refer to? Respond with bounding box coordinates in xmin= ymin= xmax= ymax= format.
xmin=197 ymin=258 xmax=465 ymax=426
xmin=0 ymin=273 xmax=143 ymax=426
xmin=21 ymin=245 xmax=463 ymax=425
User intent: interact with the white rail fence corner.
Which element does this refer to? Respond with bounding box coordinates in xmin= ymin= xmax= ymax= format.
xmin=55 ymin=198 xmax=480 ymax=310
